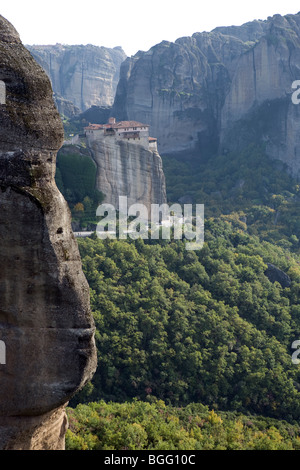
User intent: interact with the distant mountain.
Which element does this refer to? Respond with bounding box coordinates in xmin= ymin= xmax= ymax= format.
xmin=27 ymin=44 xmax=126 ymax=115
xmin=112 ymin=12 xmax=300 ymax=177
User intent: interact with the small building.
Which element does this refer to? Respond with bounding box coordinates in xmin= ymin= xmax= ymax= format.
xmin=149 ymin=137 xmax=158 ymax=151
xmin=85 ymin=118 xmax=158 ymax=151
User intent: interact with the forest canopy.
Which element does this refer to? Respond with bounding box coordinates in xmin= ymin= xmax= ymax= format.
xmin=62 ymin=142 xmax=300 ymax=450
xmin=71 ymin=217 xmax=300 ymax=424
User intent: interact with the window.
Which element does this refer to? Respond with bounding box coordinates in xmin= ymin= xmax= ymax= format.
xmin=0 ymin=80 xmax=6 ymax=105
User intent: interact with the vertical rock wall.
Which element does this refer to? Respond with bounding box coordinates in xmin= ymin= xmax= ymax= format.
xmin=0 ymin=15 xmax=97 ymax=450
xmin=112 ymin=13 xmax=300 ymax=176
xmin=27 ymin=44 xmax=127 ymax=113
xmin=87 ymin=136 xmax=167 ymax=214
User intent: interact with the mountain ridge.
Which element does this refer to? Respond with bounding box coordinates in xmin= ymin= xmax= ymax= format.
xmin=27 ymin=43 xmax=127 ymax=115
xmin=112 ymin=12 xmax=300 ymax=177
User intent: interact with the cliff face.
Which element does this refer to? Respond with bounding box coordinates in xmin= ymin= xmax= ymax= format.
xmin=87 ymin=137 xmax=167 ymax=214
xmin=27 ymin=44 xmax=126 ymax=114
xmin=113 ymin=12 xmax=300 ymax=176
xmin=219 ymin=14 xmax=300 ymax=175
xmin=112 ymin=29 xmax=256 ymax=155
xmin=0 ymin=16 xmax=97 ymax=450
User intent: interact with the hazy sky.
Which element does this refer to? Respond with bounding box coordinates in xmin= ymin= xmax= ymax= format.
xmin=1 ymin=0 xmax=300 ymax=56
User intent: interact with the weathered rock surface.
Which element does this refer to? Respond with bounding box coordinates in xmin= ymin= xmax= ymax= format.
xmin=112 ymin=31 xmax=254 ymax=155
xmin=265 ymin=263 xmax=292 ymax=288
xmin=27 ymin=44 xmax=126 ymax=114
xmin=113 ymin=12 xmax=300 ymax=176
xmin=0 ymin=15 xmax=97 ymax=450
xmin=87 ymin=136 xmax=167 ymax=214
xmin=54 ymin=93 xmax=80 ymax=118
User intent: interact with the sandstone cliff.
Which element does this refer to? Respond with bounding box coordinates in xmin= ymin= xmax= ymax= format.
xmin=27 ymin=43 xmax=126 ymax=114
xmin=86 ymin=136 xmax=167 ymax=214
xmin=0 ymin=16 xmax=97 ymax=450
xmin=113 ymin=12 xmax=300 ymax=176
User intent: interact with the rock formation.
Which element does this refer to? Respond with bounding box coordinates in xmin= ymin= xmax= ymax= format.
xmin=0 ymin=15 xmax=97 ymax=450
xmin=86 ymin=131 xmax=167 ymax=215
xmin=265 ymin=263 xmax=292 ymax=288
xmin=112 ymin=12 xmax=300 ymax=176
xmin=27 ymin=44 xmax=126 ymax=114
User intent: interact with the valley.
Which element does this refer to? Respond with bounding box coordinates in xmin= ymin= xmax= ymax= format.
xmin=44 ymin=11 xmax=300 ymax=451
xmin=1 ymin=8 xmax=300 ymax=451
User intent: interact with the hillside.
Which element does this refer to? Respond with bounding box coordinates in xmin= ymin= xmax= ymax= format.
xmin=162 ymin=144 xmax=300 ymax=251
xmin=71 ymin=220 xmax=300 ymax=422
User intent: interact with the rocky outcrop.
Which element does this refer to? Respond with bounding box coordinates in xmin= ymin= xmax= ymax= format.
xmin=0 ymin=15 xmax=97 ymax=450
xmin=112 ymin=32 xmax=255 ymax=155
xmin=86 ymin=137 xmax=167 ymax=215
xmin=54 ymin=93 xmax=80 ymax=118
xmin=265 ymin=263 xmax=292 ymax=288
xmin=27 ymin=43 xmax=126 ymax=114
xmin=112 ymin=12 xmax=300 ymax=176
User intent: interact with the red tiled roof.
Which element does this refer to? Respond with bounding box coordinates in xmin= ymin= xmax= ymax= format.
xmin=114 ymin=121 xmax=149 ymax=129
xmin=85 ymin=123 xmax=104 ymax=130
xmin=85 ymin=119 xmax=149 ymax=130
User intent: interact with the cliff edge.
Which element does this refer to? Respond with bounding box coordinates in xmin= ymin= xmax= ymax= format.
xmin=85 ymin=119 xmax=167 ymax=214
xmin=113 ymin=13 xmax=300 ymax=176
xmin=0 ymin=15 xmax=97 ymax=450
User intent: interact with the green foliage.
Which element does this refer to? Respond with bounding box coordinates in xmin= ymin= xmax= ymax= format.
xmin=56 ymin=149 xmax=97 ymax=202
xmin=57 ymin=124 xmax=300 ymax=449
xmin=55 ymin=147 xmax=104 ymax=228
xmin=61 ymin=117 xmax=82 ymax=137
xmin=162 ymin=145 xmax=300 ymax=251
xmin=71 ymin=219 xmax=300 ymax=422
xmin=65 ymin=400 xmax=300 ymax=450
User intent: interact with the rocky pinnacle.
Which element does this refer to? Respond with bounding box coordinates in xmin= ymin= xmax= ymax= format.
xmin=0 ymin=15 xmax=97 ymax=450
